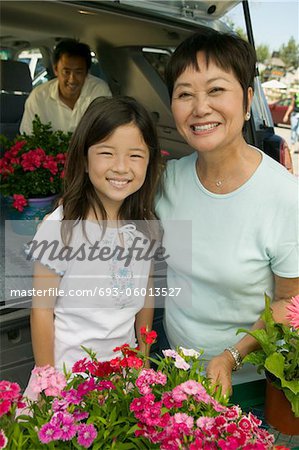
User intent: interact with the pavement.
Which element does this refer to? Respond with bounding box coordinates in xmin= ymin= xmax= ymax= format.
xmin=274 ymin=125 xmax=299 ymax=176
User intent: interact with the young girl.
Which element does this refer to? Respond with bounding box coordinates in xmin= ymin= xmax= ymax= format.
xmin=26 ymin=96 xmax=161 ymax=372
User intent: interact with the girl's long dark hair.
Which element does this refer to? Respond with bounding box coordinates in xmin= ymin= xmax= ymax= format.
xmin=61 ymin=96 xmax=161 ymax=242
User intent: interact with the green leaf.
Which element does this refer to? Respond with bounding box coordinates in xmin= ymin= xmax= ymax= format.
xmin=284 ymin=390 xmax=299 ymax=417
xmin=265 ymin=352 xmax=299 ymax=394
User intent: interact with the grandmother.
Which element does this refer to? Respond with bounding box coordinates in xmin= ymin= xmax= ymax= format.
xmin=156 ymin=30 xmax=299 ymax=394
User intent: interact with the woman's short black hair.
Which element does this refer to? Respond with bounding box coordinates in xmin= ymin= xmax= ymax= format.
xmin=53 ymin=38 xmax=92 ymax=70
xmin=165 ymin=29 xmax=257 ymax=111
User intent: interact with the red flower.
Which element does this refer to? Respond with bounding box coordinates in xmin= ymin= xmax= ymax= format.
xmin=21 ymin=148 xmax=45 ymax=171
xmin=120 ymin=356 xmax=144 ymax=369
xmin=12 ymin=194 xmax=27 ymax=212
xmin=43 ymin=156 xmax=58 ymax=175
xmin=10 ymin=140 xmax=26 ymax=156
xmin=87 ymin=361 xmax=120 ymax=378
xmin=56 ymin=153 xmax=66 ymax=163
xmin=0 ymin=119 xmax=70 ymax=206
xmin=0 ymin=399 xmax=11 ymax=417
xmin=72 ymin=357 xmax=89 ymax=373
xmin=140 ymin=327 xmax=157 ymax=345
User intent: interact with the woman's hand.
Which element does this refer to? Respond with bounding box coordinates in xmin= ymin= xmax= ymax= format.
xmin=206 ymin=351 xmax=236 ymax=397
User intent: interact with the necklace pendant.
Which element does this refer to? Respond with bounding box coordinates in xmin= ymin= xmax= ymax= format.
xmin=215 ymin=180 xmax=222 ymax=187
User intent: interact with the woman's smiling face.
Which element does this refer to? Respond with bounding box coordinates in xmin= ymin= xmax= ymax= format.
xmin=171 ymin=51 xmax=253 ymax=155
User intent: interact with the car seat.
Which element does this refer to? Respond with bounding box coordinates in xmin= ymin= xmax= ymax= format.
xmin=0 ymin=60 xmax=32 ymax=141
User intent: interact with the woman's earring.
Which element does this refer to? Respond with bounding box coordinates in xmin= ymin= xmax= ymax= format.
xmin=245 ymin=112 xmax=251 ymax=121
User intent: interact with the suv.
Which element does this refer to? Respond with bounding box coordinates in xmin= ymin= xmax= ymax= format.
xmin=0 ymin=0 xmax=293 ymax=387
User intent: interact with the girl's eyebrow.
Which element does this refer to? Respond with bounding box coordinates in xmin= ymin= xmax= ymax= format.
xmin=129 ymin=147 xmax=148 ymax=152
xmin=94 ymin=144 xmax=147 ymax=152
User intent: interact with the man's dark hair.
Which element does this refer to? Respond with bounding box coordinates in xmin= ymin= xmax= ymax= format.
xmin=53 ymin=39 xmax=92 ymax=70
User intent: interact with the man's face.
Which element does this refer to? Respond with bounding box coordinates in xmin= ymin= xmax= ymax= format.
xmin=54 ymin=54 xmax=88 ymax=103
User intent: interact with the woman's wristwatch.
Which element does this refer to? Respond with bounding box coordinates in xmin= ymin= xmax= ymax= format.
xmin=224 ymin=346 xmax=243 ymax=371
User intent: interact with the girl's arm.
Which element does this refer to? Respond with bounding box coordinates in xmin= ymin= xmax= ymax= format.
xmin=30 ymin=261 xmax=61 ymax=367
xmin=206 ymin=276 xmax=298 ymax=395
xmin=135 ymin=264 xmax=155 ymax=357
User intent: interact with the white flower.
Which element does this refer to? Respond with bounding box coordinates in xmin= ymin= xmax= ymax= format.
xmin=179 ymin=347 xmax=202 ymax=358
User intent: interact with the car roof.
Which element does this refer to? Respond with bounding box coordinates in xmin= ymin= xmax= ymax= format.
xmin=0 ymin=1 xmax=241 ymax=52
xmin=90 ymin=0 xmax=242 ymax=22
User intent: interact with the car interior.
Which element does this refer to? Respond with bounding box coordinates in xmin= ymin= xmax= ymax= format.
xmin=0 ymin=0 xmax=292 ymax=388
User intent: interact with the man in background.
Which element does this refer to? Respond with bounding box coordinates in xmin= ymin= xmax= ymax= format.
xmin=283 ymin=92 xmax=299 ymax=154
xmin=20 ymin=39 xmax=111 ymax=134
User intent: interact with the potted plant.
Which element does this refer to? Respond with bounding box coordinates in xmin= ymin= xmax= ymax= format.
xmin=0 ymin=116 xmax=71 ymax=222
xmin=238 ymin=294 xmax=299 ymax=435
xmin=0 ymin=328 xmax=280 ymax=449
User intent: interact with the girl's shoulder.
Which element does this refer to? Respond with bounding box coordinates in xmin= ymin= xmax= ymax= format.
xmin=42 ymin=205 xmax=64 ymax=222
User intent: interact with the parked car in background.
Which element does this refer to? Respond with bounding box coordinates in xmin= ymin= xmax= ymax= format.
xmin=268 ymin=98 xmax=291 ymax=126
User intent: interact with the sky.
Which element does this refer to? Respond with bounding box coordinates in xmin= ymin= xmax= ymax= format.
xmin=226 ymin=1 xmax=299 ymax=53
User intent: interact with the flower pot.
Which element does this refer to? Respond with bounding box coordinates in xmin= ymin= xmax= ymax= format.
xmin=4 ymin=194 xmax=58 ymax=235
xmin=265 ymin=377 xmax=299 ymax=435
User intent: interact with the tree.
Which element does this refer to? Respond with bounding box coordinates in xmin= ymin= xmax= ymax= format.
xmin=256 ymin=44 xmax=270 ymax=63
xmin=279 ymin=37 xmax=299 ymax=68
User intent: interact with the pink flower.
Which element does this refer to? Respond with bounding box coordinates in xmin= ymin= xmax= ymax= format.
xmin=38 ymin=422 xmax=61 ymax=444
xmin=174 ymin=354 xmax=190 ymax=370
xmin=162 ymin=392 xmax=182 ymax=409
xmin=0 ymin=429 xmax=7 ymax=449
xmin=162 ymin=349 xmax=178 ymax=359
xmin=179 ymin=380 xmax=202 ymax=396
xmin=0 ymin=380 xmax=21 ymax=401
xmin=31 ymin=365 xmax=66 ymax=396
xmin=61 ymin=388 xmax=82 ymax=405
xmin=218 ymin=436 xmax=240 ymax=450
xmin=52 ymin=398 xmax=68 ymax=412
xmin=238 ymin=416 xmax=253 ymax=433
xmin=0 ymin=400 xmax=11 ymax=417
xmin=12 ymin=194 xmax=27 ymax=212
xmin=130 ymin=393 xmax=155 ymax=412
xmin=136 ymin=369 xmax=167 ymax=395
xmin=73 ymin=410 xmax=89 ymax=421
xmin=76 ymin=423 xmax=97 ymax=448
xmin=77 ymin=378 xmax=96 ymax=397
xmin=224 ymin=405 xmax=241 ymax=420
xmin=72 ymin=357 xmax=89 ymax=373
xmin=97 ymin=380 xmax=116 ymax=391
xmin=196 ymin=416 xmax=215 ymax=429
xmin=173 ymin=413 xmax=194 ymax=429
xmin=179 ymin=347 xmax=202 ymax=358
xmin=286 ymin=295 xmax=299 ymax=329
xmin=50 ymin=412 xmax=76 ymax=441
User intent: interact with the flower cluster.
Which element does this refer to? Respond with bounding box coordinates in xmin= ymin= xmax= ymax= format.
xmin=0 ymin=328 xmax=285 ymax=450
xmin=239 ymin=294 xmax=299 ymax=418
xmin=0 ymin=116 xmax=71 ymax=210
xmin=287 ymin=294 xmax=299 ymax=330
xmin=0 ymin=381 xmax=26 ymax=450
xmin=131 ymin=348 xmax=276 ymax=450
xmin=0 ymin=381 xmax=25 ymax=418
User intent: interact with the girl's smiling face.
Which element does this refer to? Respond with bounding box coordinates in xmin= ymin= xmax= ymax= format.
xmin=171 ymin=51 xmax=253 ymax=155
xmin=87 ymin=122 xmax=149 ymax=217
